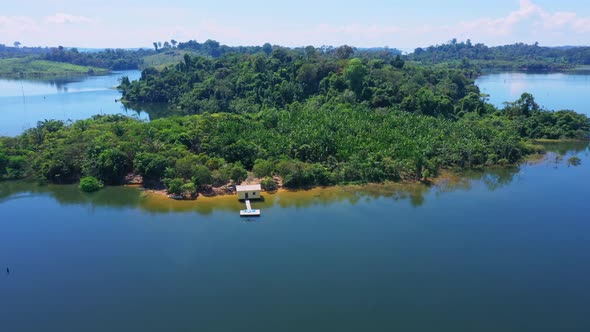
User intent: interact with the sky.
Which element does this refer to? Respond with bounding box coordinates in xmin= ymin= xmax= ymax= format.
xmin=1 ymin=0 xmax=589 ymax=50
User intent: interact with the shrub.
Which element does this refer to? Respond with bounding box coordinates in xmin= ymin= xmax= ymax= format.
xmin=261 ymin=177 xmax=278 ymax=191
xmin=79 ymin=176 xmax=103 ymax=192
xmin=164 ymin=178 xmax=184 ymax=195
xmin=252 ymin=159 xmax=274 ymax=178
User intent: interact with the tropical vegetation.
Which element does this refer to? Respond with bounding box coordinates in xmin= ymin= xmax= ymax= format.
xmin=79 ymin=176 xmax=104 ymax=192
xmin=1 ymin=42 xmax=588 ymax=195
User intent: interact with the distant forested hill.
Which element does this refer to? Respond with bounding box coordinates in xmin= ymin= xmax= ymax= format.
xmin=41 ymin=46 xmax=152 ymax=70
xmin=408 ymin=39 xmax=590 ymax=71
xmin=0 ymin=44 xmax=152 ymax=72
xmin=120 ymin=45 xmax=449 ymax=115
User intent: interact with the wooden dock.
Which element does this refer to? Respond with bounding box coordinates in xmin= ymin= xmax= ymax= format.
xmin=240 ymin=199 xmax=261 ymax=217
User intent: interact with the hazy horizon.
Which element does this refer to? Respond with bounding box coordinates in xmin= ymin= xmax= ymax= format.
xmin=2 ymin=0 xmax=589 ymax=50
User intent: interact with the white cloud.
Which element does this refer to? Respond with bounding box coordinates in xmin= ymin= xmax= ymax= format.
xmin=0 ymin=16 xmax=41 ymax=45
xmin=280 ymin=0 xmax=590 ymax=47
xmin=45 ymin=13 xmax=94 ymax=24
xmin=454 ymin=0 xmax=590 ymax=43
xmin=1 ymin=1 xmax=588 ymax=49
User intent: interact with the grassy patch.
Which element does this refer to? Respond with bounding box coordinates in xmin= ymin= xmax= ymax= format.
xmin=0 ymin=57 xmax=109 ymax=78
xmin=141 ymin=50 xmax=198 ymax=70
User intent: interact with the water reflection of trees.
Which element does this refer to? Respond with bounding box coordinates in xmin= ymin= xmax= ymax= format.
xmin=0 ymin=181 xmax=142 ymax=209
xmin=2 ymin=76 xmax=80 ymax=93
xmin=47 ymin=79 xmax=74 ymax=92
xmin=540 ymin=140 xmax=589 ymax=156
xmin=121 ymin=102 xmax=175 ymax=120
xmin=473 ymin=167 xmax=520 ymax=191
xmin=433 ymin=166 xmax=520 ymax=195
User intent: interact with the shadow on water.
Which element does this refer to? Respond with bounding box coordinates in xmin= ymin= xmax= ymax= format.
xmin=536 ymin=140 xmax=589 ymax=155
xmin=121 ymin=102 xmax=177 ymax=120
xmin=0 ymin=181 xmax=142 ymax=209
xmin=1 ymin=141 xmax=588 ymax=215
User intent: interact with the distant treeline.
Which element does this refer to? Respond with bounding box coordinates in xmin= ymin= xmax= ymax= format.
xmin=172 ymin=39 xmax=401 ymax=59
xmin=3 ymin=39 xmax=588 ymax=73
xmin=0 ymin=44 xmax=50 ymax=58
xmin=41 ymin=47 xmax=152 ymax=70
xmin=408 ymin=39 xmax=590 ymax=71
xmin=0 ymin=44 xmax=152 ymax=70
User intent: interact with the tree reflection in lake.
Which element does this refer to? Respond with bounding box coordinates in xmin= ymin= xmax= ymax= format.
xmin=121 ymin=102 xmax=176 ymax=120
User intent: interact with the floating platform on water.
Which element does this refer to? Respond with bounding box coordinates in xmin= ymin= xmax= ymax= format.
xmin=240 ymin=199 xmax=261 ymax=217
xmin=240 ymin=209 xmax=261 ymax=217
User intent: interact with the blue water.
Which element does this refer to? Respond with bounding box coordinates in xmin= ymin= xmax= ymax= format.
xmin=0 ymin=143 xmax=589 ymax=332
xmin=476 ymin=72 xmax=590 ymax=115
xmin=0 ymin=71 xmax=146 ymax=136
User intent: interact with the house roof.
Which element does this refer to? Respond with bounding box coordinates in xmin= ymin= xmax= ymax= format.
xmin=236 ymin=184 xmax=261 ymax=192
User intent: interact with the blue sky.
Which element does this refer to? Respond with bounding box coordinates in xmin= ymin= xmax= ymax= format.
xmin=1 ymin=0 xmax=589 ymax=49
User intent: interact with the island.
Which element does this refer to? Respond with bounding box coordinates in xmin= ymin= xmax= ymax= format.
xmin=1 ymin=40 xmax=589 ymax=199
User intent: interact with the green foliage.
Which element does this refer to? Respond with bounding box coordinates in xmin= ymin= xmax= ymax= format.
xmin=501 ymin=94 xmax=590 ymax=139
xmin=222 ymin=162 xmax=248 ymax=184
xmin=134 ymin=152 xmax=169 ymax=181
xmin=164 ymin=178 xmax=184 ymax=195
xmin=79 ymin=176 xmax=103 ymax=192
xmin=335 ymin=45 xmax=355 ymax=60
xmin=97 ymin=148 xmax=129 ymax=184
xmin=252 ymin=159 xmax=274 ymax=178
xmin=0 ymin=151 xmax=8 ymax=176
xmin=120 ymin=45 xmax=477 ymax=116
xmin=0 ymin=138 xmax=29 ymax=179
xmin=181 ymin=182 xmax=196 ymax=195
xmin=261 ymin=177 xmax=278 ymax=191
xmin=344 ymin=58 xmax=368 ymax=96
xmin=192 ymin=165 xmax=212 ymax=188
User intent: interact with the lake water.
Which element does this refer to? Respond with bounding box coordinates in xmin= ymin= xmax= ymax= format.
xmin=0 ymin=71 xmax=146 ymax=137
xmin=476 ymin=72 xmax=590 ymax=115
xmin=1 ymin=142 xmax=589 ymax=331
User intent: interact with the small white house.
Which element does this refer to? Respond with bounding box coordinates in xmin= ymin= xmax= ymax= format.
xmin=236 ymin=184 xmax=261 ymax=200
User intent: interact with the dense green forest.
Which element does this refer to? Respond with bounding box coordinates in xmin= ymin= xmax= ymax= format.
xmin=1 ymin=44 xmax=588 ymax=195
xmin=409 ymin=39 xmax=590 ymax=71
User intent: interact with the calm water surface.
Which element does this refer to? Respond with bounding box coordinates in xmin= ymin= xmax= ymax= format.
xmin=1 ymin=142 xmax=589 ymax=332
xmin=476 ymin=72 xmax=590 ymax=115
xmin=0 ymin=71 xmax=146 ymax=136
